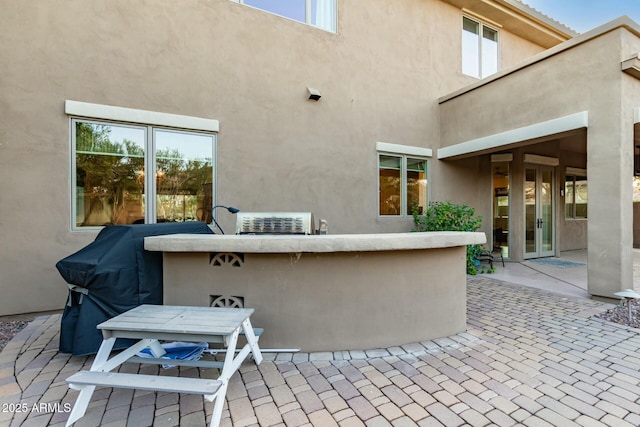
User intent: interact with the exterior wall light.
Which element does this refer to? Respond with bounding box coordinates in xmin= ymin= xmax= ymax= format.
xmin=307 ymin=87 xmax=321 ymax=101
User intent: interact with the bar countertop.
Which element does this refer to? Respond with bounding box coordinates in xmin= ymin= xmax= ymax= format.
xmin=144 ymin=231 xmax=486 ymax=253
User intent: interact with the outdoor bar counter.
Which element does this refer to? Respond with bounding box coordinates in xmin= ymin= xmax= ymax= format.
xmin=145 ymin=232 xmax=486 ymax=351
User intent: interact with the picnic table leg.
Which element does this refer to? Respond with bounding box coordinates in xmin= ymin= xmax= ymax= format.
xmin=65 ymin=384 xmax=96 ymax=427
xmin=90 ymin=337 xmax=117 ymax=370
xmin=241 ymin=318 xmax=263 ymax=364
xmin=65 ymin=337 xmax=116 ymax=426
xmin=209 ymin=327 xmax=240 ymax=427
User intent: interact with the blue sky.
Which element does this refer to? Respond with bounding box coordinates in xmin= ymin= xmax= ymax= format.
xmin=522 ymin=0 xmax=640 ymax=33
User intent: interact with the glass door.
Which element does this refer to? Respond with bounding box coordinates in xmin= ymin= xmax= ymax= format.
xmin=524 ymin=165 xmax=555 ymax=258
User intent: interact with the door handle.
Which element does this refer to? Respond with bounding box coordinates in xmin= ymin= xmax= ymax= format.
xmin=536 ymin=218 xmax=543 ymax=228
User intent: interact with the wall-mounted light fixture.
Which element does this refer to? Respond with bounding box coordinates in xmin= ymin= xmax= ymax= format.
xmin=307 ymin=87 xmax=321 ymax=101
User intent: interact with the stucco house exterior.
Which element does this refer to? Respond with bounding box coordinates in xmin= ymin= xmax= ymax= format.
xmin=1 ymin=0 xmax=639 ymax=316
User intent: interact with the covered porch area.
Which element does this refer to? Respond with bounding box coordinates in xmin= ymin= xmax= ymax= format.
xmin=437 ymin=17 xmax=640 ymax=298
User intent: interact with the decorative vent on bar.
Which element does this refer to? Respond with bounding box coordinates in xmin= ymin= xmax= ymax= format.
xmin=210 ymin=252 xmax=244 ymax=267
xmin=209 ymin=295 xmax=245 ymax=308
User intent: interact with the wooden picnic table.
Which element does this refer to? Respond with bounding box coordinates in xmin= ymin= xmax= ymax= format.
xmin=65 ymin=305 xmax=263 ymax=427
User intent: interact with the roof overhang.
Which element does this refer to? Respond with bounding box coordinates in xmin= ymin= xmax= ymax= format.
xmin=440 ymin=0 xmax=576 ymax=48
xmin=437 ymin=111 xmax=588 ymax=159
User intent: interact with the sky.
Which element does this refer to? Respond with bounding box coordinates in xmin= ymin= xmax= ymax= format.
xmin=522 ymin=0 xmax=640 ymax=33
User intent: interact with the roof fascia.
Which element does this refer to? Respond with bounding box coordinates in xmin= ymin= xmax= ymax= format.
xmin=498 ymin=0 xmax=577 ymax=37
xmin=440 ymin=0 xmax=574 ymax=47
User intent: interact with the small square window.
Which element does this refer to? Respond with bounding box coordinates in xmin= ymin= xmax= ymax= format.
xmin=379 ymin=154 xmax=428 ymax=216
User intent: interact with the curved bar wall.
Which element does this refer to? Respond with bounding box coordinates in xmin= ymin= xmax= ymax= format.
xmin=145 ymin=232 xmax=486 ymax=351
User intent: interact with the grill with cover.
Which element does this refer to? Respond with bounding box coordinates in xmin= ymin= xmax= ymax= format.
xmin=55 ymin=222 xmax=214 ymax=356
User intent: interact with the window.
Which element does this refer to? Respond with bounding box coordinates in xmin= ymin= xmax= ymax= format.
xmin=462 ymin=16 xmax=498 ymax=78
xmin=72 ymin=120 xmax=215 ymax=228
xmin=634 ymin=177 xmax=640 ymax=202
xmin=232 ymin=0 xmax=336 ymax=32
xmin=379 ymin=154 xmax=428 ymax=216
xmin=565 ymin=171 xmax=587 ymax=219
xmin=492 ymin=161 xmax=510 ymax=255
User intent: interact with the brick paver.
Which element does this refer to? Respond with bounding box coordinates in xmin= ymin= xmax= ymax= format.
xmin=2 ymin=277 xmax=639 ymax=426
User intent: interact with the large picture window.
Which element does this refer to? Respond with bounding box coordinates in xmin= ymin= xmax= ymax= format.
xmin=379 ymin=154 xmax=428 ymax=216
xmin=462 ymin=16 xmax=498 ymax=79
xmin=72 ymin=119 xmax=215 ymax=228
xmin=232 ymin=0 xmax=337 ymax=32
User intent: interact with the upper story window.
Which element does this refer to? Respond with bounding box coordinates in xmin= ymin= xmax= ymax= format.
xmin=231 ymin=0 xmax=337 ymax=32
xmin=462 ymin=16 xmax=499 ymax=79
xmin=66 ymin=101 xmax=218 ymax=230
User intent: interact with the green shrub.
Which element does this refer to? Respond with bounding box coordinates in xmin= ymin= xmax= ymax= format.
xmin=412 ymin=201 xmax=485 ymax=275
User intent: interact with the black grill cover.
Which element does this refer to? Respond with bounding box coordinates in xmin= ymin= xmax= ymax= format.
xmin=56 ymin=222 xmax=213 ymax=356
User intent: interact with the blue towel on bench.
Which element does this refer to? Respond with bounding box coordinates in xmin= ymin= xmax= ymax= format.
xmin=137 ymin=342 xmax=210 ymax=369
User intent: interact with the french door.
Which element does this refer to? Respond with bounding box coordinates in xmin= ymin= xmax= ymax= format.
xmin=524 ymin=165 xmax=555 ymax=258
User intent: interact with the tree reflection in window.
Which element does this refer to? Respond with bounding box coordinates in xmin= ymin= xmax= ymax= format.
xmin=75 ymin=123 xmax=145 ymax=226
xmin=155 ymin=129 xmax=213 ymax=224
xmin=74 ymin=122 xmax=214 ymax=227
xmin=378 ymin=154 xmax=427 ymax=216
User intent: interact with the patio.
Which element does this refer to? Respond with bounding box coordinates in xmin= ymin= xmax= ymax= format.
xmin=1 ymin=261 xmax=640 ymax=426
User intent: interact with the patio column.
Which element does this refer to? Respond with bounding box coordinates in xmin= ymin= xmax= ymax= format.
xmin=587 ymin=106 xmax=635 ymax=298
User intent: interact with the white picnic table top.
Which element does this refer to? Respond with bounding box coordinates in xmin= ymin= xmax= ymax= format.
xmin=98 ymin=304 xmax=254 ymax=336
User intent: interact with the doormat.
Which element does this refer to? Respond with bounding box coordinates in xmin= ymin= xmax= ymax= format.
xmin=528 ymin=258 xmax=585 ymax=269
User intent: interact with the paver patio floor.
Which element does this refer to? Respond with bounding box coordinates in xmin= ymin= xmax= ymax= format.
xmin=1 ymin=276 xmax=639 ymax=427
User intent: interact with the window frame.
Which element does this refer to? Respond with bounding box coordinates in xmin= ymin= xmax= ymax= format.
xmin=491 ymin=156 xmax=511 ymax=254
xmin=564 ymin=168 xmax=587 ymax=220
xmin=377 ymin=143 xmax=430 ymax=218
xmin=67 ymin=101 xmax=218 ymax=231
xmin=230 ymin=0 xmax=337 ymax=33
xmin=462 ymin=15 xmax=500 ymax=79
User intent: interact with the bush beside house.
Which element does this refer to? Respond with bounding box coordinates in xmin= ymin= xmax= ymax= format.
xmin=412 ymin=201 xmax=489 ymax=274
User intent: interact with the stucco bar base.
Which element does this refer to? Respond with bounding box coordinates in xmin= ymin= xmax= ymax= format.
xmin=145 ymin=232 xmax=485 ymax=351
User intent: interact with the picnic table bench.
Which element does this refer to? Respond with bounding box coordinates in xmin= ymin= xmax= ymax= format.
xmin=65 ymin=305 xmax=263 ymax=427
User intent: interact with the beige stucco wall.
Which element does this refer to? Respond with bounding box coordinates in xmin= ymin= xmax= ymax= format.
xmin=439 ymin=31 xmax=625 ymax=147
xmin=558 ymin=134 xmax=588 ymax=251
xmin=501 ymin=29 xmax=548 ymax=70
xmin=0 ymin=0 xmax=553 ymax=315
xmin=162 ymin=247 xmax=468 ymax=351
xmin=438 ymin=25 xmax=640 ymax=295
xmin=621 ymin=30 xmax=640 ymax=258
